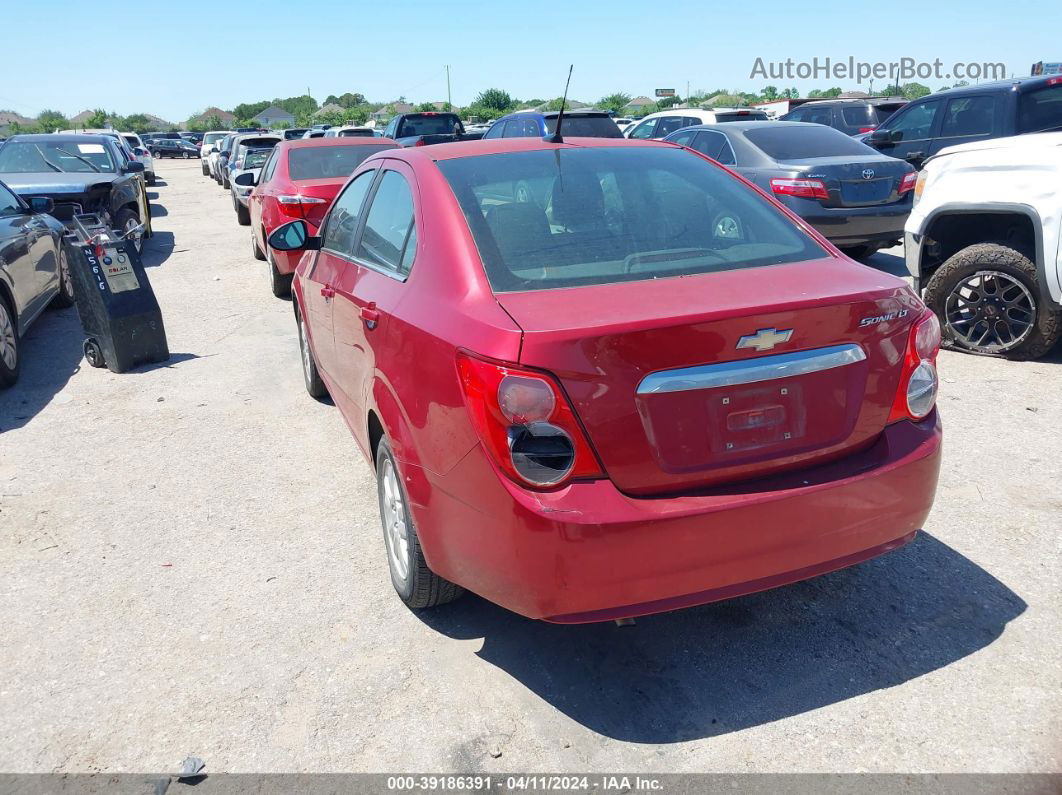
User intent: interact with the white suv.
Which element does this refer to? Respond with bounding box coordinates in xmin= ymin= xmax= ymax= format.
xmin=120 ymin=133 xmax=155 ymax=185
xmin=624 ymin=108 xmax=769 ymax=140
xmin=200 ymin=130 xmax=233 ymax=176
xmin=906 ymin=132 xmax=1062 ymax=359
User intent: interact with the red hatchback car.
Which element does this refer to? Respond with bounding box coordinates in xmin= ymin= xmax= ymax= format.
xmin=244 ymin=137 xmax=396 ymax=296
xmin=268 ymin=136 xmax=943 ymax=624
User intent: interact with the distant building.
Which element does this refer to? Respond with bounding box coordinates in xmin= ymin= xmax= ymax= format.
xmin=370 ymin=102 xmax=415 ymax=122
xmin=0 ymin=109 xmax=35 ymax=135
xmin=253 ymin=106 xmax=296 ymax=127
xmin=315 ymin=103 xmax=345 ymax=117
xmin=191 ymin=107 xmax=236 ymax=127
xmin=624 ymin=96 xmax=655 ymax=111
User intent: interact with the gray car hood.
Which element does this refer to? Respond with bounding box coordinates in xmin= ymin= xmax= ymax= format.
xmin=1 ymin=172 xmax=118 ymax=195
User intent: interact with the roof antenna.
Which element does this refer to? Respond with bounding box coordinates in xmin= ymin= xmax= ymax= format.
xmin=545 ymin=64 xmax=574 ymax=143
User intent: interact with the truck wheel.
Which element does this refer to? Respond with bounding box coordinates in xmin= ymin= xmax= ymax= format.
xmin=296 ymin=301 xmax=327 ymax=399
xmin=923 ymin=242 xmax=1062 ymax=360
xmin=114 ymin=209 xmax=143 ymax=255
xmin=51 ymin=246 xmax=76 ymax=308
xmin=376 ymin=437 xmax=464 ymax=610
xmin=0 ymin=296 xmax=20 ymax=388
xmin=83 ymin=338 xmax=106 ymax=368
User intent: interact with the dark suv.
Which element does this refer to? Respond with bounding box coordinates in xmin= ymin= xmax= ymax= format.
xmin=780 ymin=97 xmax=908 ymax=136
xmin=483 ymin=110 xmax=623 ymax=139
xmin=864 ymin=75 xmax=1062 ymax=168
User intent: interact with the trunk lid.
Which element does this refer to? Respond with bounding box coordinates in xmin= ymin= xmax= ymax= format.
xmin=496 ymin=258 xmax=919 ymax=495
xmin=290 ymin=177 xmax=345 ymax=226
xmin=788 ymin=156 xmax=912 ymax=208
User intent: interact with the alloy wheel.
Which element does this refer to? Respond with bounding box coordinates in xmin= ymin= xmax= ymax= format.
xmin=59 ymin=248 xmax=74 ymax=301
xmin=380 ymin=458 xmax=410 ymax=581
xmin=299 ymin=317 xmax=313 ymax=383
xmin=944 ymin=270 xmax=1036 ymax=353
xmin=0 ymin=302 xmax=16 ymax=370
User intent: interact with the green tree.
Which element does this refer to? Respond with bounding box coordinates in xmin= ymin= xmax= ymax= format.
xmin=657 ymin=95 xmax=683 ymax=108
xmin=597 ymin=93 xmax=632 ymax=114
xmin=761 ymin=86 xmax=779 ymax=101
xmin=416 ymin=102 xmax=437 ymax=112
xmin=121 ymin=114 xmax=153 ymax=133
xmin=901 ymin=82 xmax=931 ymax=99
xmin=474 ymin=88 xmax=514 ymax=112
xmin=36 ymin=109 xmax=68 ymax=132
xmin=85 ymin=108 xmax=108 ymax=128
xmin=326 ymin=92 xmax=367 ymax=108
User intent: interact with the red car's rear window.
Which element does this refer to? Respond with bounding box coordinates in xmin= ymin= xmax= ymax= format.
xmin=288 ymin=144 xmax=395 ymax=180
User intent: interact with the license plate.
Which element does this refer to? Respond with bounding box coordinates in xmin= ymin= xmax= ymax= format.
xmin=841 ymin=179 xmax=891 ymax=203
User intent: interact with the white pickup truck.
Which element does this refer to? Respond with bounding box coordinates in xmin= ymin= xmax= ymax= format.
xmin=905 ymin=132 xmax=1062 ymax=359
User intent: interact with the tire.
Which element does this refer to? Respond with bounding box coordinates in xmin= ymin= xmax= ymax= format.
xmin=183 ymin=151 xmax=190 ymax=159
xmin=114 ymin=208 xmax=143 ymax=255
xmin=840 ymin=244 xmax=876 ymax=261
xmin=0 ymin=295 xmax=20 ymax=388
xmin=201 ymin=162 xmax=209 ymax=176
xmin=269 ymin=251 xmax=292 ymax=297
xmin=83 ymin=338 xmax=106 ymax=368
xmin=251 ymin=231 xmax=266 ymax=261
xmin=151 ymin=150 xmax=160 ymax=158
xmin=923 ymin=243 xmax=1062 ymax=360
xmin=51 ymin=245 xmax=75 ymax=308
xmin=296 ymin=300 xmax=327 ymax=399
xmin=236 ymin=202 xmax=250 ymax=226
xmin=376 ymin=437 xmax=464 ymax=610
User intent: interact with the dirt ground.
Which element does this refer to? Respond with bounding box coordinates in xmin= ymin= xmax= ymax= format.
xmin=0 ymin=159 xmax=1058 ymax=774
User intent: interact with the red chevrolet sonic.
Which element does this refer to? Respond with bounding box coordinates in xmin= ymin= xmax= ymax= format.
xmin=268 ymin=135 xmax=943 ymax=623
xmin=244 ymin=137 xmax=397 ymax=297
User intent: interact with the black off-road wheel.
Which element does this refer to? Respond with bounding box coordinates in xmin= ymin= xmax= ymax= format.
xmin=923 ymin=243 xmax=1062 ymax=360
xmin=376 ymin=437 xmax=464 ymax=610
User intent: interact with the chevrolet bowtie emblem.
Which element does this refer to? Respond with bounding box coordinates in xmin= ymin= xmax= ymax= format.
xmin=736 ymin=327 xmax=794 ymax=352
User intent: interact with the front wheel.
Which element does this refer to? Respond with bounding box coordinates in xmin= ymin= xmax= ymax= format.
xmin=376 ymin=437 xmax=464 ymax=610
xmin=114 ymin=208 xmax=143 ymax=255
xmin=0 ymin=297 xmax=20 ymax=388
xmin=923 ymin=243 xmax=1062 ymax=360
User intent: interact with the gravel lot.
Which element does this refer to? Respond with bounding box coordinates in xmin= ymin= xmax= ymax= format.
xmin=0 ymin=159 xmax=1058 ymax=774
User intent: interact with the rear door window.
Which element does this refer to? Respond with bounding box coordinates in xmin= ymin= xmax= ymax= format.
xmin=356 ymin=170 xmax=417 ymax=277
xmin=841 ymin=106 xmax=873 ymax=126
xmin=940 ymin=96 xmax=998 ymax=137
xmin=322 ymin=169 xmax=377 ymax=258
xmin=654 ymin=116 xmax=691 ymax=137
xmin=627 ymin=118 xmax=657 ymax=139
xmin=800 ymin=105 xmax=833 ymax=126
xmin=1018 ymin=84 xmax=1062 ymax=133
xmin=545 ymin=116 xmax=623 ymax=137
xmin=691 ymin=131 xmax=736 ymax=165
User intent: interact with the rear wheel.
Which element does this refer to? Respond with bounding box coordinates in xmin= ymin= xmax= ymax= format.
xmin=236 ymin=197 xmax=250 ymax=226
xmin=182 ymin=151 xmax=190 ymax=159
xmin=251 ymin=231 xmax=266 ymax=261
xmin=923 ymin=242 xmax=1061 ymax=359
xmin=296 ymin=301 xmax=327 ymax=399
xmin=146 ymin=172 xmax=156 ymax=186
xmin=840 ymin=244 xmax=876 ymax=260
xmin=51 ymin=246 xmax=75 ymax=308
xmin=269 ymin=251 xmax=293 ymax=297
xmin=201 ymin=162 xmax=209 ymax=176
xmin=376 ymin=437 xmax=464 ymax=610
xmin=0 ymin=296 xmax=20 ymax=388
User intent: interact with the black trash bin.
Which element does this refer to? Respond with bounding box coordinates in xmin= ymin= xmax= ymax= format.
xmin=65 ymin=213 xmax=169 ymax=373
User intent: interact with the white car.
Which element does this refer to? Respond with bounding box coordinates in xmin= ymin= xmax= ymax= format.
xmin=906 ymin=132 xmax=1062 ymax=359
xmin=200 ymin=130 xmax=233 ymax=177
xmin=120 ymin=133 xmax=155 ymax=185
xmin=624 ymin=108 xmax=769 ymax=140
xmin=613 ymin=117 xmax=635 ymax=132
xmin=323 ymin=125 xmax=375 ymax=138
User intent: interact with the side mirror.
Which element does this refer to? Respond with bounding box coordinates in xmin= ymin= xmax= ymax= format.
xmin=28 ymin=196 xmax=54 ymax=214
xmin=868 ymin=128 xmax=900 ymax=145
xmin=124 ymin=161 xmax=146 ymax=173
xmin=234 ymin=172 xmax=257 ymax=187
xmin=268 ymin=220 xmax=320 ymax=251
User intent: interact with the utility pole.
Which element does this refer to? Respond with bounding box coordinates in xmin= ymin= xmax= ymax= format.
xmin=446 ymin=65 xmax=452 ymax=109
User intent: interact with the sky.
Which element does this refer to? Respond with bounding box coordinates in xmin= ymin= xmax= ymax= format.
xmin=4 ymin=0 xmax=1057 ymax=122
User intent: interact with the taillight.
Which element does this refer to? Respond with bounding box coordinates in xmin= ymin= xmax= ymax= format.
xmin=456 ymin=351 xmax=603 ymax=489
xmin=277 ymin=194 xmax=326 ymax=218
xmin=888 ymin=311 xmax=941 ymax=423
xmin=413 ymin=139 xmax=427 ymax=146
xmin=770 ymin=178 xmax=830 ymax=200
xmin=898 ymin=171 xmax=918 ymax=195
xmin=858 ymin=126 xmax=877 ymax=133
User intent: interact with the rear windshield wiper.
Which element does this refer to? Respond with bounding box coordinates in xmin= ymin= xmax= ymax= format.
xmin=52 ymin=147 xmax=101 ymax=173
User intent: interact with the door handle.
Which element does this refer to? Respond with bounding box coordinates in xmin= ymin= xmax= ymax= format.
xmin=360 ymin=302 xmax=380 ymax=330
xmin=320 ymin=284 xmax=335 ymax=299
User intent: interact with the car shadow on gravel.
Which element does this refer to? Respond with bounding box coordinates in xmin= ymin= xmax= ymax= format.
xmin=142 ymin=231 xmax=176 ymax=268
xmin=864 ymin=247 xmax=908 ymax=278
xmin=150 ymin=203 xmax=168 ymax=218
xmin=0 ymin=307 xmax=84 ymax=432
xmin=416 ymin=532 xmax=1025 ymax=743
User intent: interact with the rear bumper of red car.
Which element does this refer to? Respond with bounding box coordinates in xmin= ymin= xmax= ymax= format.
xmin=411 ymin=413 xmax=942 ymax=623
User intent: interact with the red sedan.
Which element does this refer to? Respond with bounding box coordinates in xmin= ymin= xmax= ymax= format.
xmin=268 ymin=135 xmax=943 ymax=623
xmin=244 ymin=137 xmax=396 ymax=296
